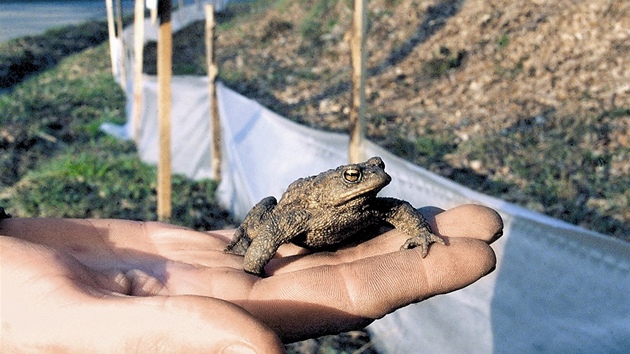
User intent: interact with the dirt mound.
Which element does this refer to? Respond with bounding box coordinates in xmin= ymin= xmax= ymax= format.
xmin=142 ymin=0 xmax=629 ymax=238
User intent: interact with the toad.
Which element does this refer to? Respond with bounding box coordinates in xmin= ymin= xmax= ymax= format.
xmin=224 ymin=156 xmax=445 ymax=276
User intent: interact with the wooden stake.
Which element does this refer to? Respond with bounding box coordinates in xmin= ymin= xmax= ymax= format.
xmin=149 ymin=0 xmax=158 ymax=25
xmin=105 ymin=0 xmax=118 ymax=76
xmin=132 ymin=0 xmax=145 ymax=141
xmin=114 ymin=0 xmax=127 ymax=91
xmin=205 ymin=4 xmax=221 ymax=181
xmin=157 ymin=0 xmax=172 ymax=220
xmin=348 ymin=0 xmax=367 ymax=163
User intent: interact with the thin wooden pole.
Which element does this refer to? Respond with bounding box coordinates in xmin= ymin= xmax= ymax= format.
xmin=149 ymin=0 xmax=158 ymax=24
xmin=348 ymin=0 xmax=367 ymax=163
xmin=115 ymin=0 xmax=127 ymax=91
xmin=157 ymin=0 xmax=172 ymax=220
xmin=132 ymin=0 xmax=145 ymax=141
xmin=205 ymin=4 xmax=221 ymax=181
xmin=105 ymin=0 xmax=118 ymax=76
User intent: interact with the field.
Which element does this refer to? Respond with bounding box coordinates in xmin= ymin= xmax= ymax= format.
xmin=0 ymin=0 xmax=628 ymax=352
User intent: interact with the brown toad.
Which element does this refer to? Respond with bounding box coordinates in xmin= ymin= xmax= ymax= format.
xmin=224 ymin=156 xmax=445 ymax=276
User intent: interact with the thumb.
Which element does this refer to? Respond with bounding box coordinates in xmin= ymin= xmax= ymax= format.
xmin=94 ymin=295 xmax=285 ymax=353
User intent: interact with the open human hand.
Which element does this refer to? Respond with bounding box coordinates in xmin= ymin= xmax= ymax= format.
xmin=0 ymin=204 xmax=502 ymax=353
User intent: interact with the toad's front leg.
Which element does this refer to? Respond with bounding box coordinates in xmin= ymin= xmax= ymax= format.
xmin=242 ymin=210 xmax=310 ymax=276
xmin=243 ymin=233 xmax=285 ymax=276
xmin=376 ymin=197 xmax=445 ymax=257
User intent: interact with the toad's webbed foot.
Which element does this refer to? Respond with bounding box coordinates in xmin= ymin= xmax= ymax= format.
xmin=401 ymin=230 xmax=446 ymax=257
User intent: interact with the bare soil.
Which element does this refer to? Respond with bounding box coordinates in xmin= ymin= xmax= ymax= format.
xmin=144 ymin=0 xmax=629 ymax=240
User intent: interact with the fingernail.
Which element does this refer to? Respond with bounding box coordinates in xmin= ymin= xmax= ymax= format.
xmin=222 ymin=343 xmax=257 ymax=354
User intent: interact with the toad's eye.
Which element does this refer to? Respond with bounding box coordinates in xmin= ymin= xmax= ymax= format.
xmin=343 ymin=168 xmax=362 ymax=183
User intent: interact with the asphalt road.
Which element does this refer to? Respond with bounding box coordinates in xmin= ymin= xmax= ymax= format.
xmin=1 ymin=0 xmax=249 ymax=43
xmin=0 ymin=1 xmax=136 ymax=43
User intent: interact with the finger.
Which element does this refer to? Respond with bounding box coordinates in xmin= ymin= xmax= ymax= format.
xmin=0 ymin=218 xmax=162 ymax=263
xmin=144 ymin=222 xmax=229 ymax=252
xmin=239 ymin=236 xmax=496 ymax=342
xmin=53 ymin=295 xmax=284 ymax=353
xmin=428 ymin=204 xmax=503 ymax=243
xmin=112 ymin=296 xmax=284 ymax=353
xmin=1 ymin=218 xmax=225 ymax=257
xmin=0 ymin=218 xmax=106 ymax=248
xmin=204 ymin=229 xmax=234 ymax=244
xmin=89 ymin=269 xmax=133 ymax=295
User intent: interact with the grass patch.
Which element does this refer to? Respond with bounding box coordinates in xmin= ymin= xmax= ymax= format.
xmin=454 ymin=111 xmax=630 ymax=238
xmin=0 ymin=19 xmax=121 ymax=88
xmin=421 ymin=46 xmax=466 ymax=79
xmin=8 ymin=145 xmax=153 ymax=219
xmin=0 ymin=44 xmax=126 ymax=188
xmin=1 ymin=37 xmax=233 ymax=230
xmin=6 ymin=144 xmax=233 ymax=229
xmin=298 ymin=0 xmax=347 ymax=43
xmin=497 ymin=33 xmax=510 ymax=49
xmin=385 ymin=131 xmax=458 ymax=165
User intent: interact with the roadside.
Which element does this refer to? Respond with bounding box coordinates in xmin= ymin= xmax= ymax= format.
xmin=0 ymin=0 xmax=133 ymax=43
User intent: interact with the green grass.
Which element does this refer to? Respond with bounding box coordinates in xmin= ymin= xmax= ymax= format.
xmin=421 ymin=46 xmax=467 ymax=79
xmin=497 ymin=33 xmax=510 ymax=49
xmin=0 ymin=19 xmax=129 ymax=88
xmin=298 ymin=0 xmax=347 ymax=43
xmin=452 ymin=111 xmax=629 ymax=238
xmin=386 ymin=133 xmax=457 ymax=165
xmin=0 ymin=31 xmax=232 ymax=230
xmin=9 ymin=143 xmax=152 ymax=219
